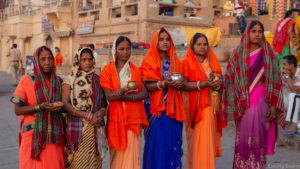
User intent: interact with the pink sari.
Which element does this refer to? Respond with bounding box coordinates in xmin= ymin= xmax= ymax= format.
xmin=233 ymin=48 xmax=278 ymax=169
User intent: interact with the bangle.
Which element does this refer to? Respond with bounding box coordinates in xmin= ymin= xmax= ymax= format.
xmin=84 ymin=112 xmax=93 ymax=122
xmin=117 ymin=90 xmax=122 ymax=96
xmin=34 ymin=105 xmax=41 ymax=112
xmin=132 ymin=95 xmax=136 ymax=102
xmin=72 ymin=109 xmax=77 ymax=116
xmin=197 ymin=81 xmax=201 ymax=91
xmin=200 ymin=82 xmax=203 ymax=88
xmin=157 ymin=81 xmax=162 ymax=90
xmin=161 ymin=81 xmax=166 ymax=88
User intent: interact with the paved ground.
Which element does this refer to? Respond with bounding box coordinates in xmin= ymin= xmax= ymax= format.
xmin=1 ymin=71 xmax=300 ymax=169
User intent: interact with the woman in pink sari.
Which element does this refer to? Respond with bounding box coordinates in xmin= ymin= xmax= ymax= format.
xmin=223 ymin=20 xmax=285 ymax=169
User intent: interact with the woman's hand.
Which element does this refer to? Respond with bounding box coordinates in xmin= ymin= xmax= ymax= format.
xmin=166 ymin=78 xmax=183 ymax=90
xmin=122 ymin=86 xmax=138 ymax=95
xmin=89 ymin=113 xmax=103 ymax=127
xmin=95 ymin=109 xmax=106 ymax=126
xmin=267 ymin=106 xmax=278 ymax=121
xmin=41 ymin=102 xmax=62 ymax=113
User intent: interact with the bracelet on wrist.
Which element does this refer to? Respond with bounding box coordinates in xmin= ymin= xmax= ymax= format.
xmin=161 ymin=81 xmax=166 ymax=88
xmin=157 ymin=81 xmax=162 ymax=90
xmin=197 ymin=81 xmax=201 ymax=91
xmin=34 ymin=105 xmax=41 ymax=112
xmin=84 ymin=112 xmax=93 ymax=122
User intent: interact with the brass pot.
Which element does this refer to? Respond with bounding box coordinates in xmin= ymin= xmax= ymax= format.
xmin=171 ymin=72 xmax=182 ymax=82
xmin=127 ymin=80 xmax=137 ymax=90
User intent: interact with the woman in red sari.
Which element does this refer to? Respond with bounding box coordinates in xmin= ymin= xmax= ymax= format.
xmin=10 ymin=46 xmax=65 ymax=169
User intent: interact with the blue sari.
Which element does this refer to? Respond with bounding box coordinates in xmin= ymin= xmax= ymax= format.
xmin=143 ymin=59 xmax=183 ymax=169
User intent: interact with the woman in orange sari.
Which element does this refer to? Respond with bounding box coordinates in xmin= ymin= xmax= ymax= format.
xmin=100 ymin=36 xmax=149 ymax=169
xmin=182 ymin=33 xmax=227 ymax=169
xmin=10 ymin=46 xmax=65 ymax=169
xmin=140 ymin=28 xmax=186 ymax=169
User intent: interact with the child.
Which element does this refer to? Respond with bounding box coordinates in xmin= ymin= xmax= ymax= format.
xmin=282 ymin=55 xmax=300 ymax=136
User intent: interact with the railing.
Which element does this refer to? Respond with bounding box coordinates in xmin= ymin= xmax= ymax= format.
xmin=44 ymin=0 xmax=72 ymax=8
xmin=78 ymin=0 xmax=102 ymax=12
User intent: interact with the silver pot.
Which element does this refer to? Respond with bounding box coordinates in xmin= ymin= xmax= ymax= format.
xmin=171 ymin=72 xmax=182 ymax=82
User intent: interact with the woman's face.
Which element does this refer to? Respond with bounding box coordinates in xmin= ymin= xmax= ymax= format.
xmin=39 ymin=49 xmax=54 ymax=74
xmin=80 ymin=52 xmax=94 ymax=72
xmin=116 ymin=40 xmax=131 ymax=63
xmin=193 ymin=36 xmax=208 ymax=56
xmin=157 ymin=31 xmax=171 ymax=52
xmin=249 ymin=24 xmax=263 ymax=45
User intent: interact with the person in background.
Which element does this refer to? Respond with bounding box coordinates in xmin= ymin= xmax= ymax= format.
xmin=54 ymin=47 xmax=63 ymax=67
xmin=295 ymin=11 xmax=300 ymax=66
xmin=234 ymin=0 xmax=247 ymax=34
xmin=10 ymin=46 xmax=66 ymax=169
xmin=7 ymin=43 xmax=22 ymax=86
xmin=273 ymin=10 xmax=296 ymax=70
xmin=281 ymin=55 xmax=300 ymax=137
xmin=88 ymin=44 xmax=100 ymax=74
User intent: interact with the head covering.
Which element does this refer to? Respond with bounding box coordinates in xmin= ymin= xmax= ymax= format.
xmin=31 ymin=46 xmax=64 ymax=158
xmin=182 ymin=34 xmax=226 ymax=129
xmin=140 ymin=27 xmax=186 ymax=122
xmin=223 ymin=20 xmax=285 ymax=128
xmin=67 ymin=47 xmax=107 ymax=155
xmin=100 ymin=37 xmax=148 ymax=150
xmin=111 ymin=37 xmax=131 ymax=88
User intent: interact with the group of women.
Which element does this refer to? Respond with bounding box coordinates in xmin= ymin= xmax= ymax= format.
xmin=11 ymin=20 xmax=285 ymax=169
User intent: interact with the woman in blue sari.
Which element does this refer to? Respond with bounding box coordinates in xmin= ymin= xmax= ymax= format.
xmin=140 ymin=28 xmax=186 ymax=169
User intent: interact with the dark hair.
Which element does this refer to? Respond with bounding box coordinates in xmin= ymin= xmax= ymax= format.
xmin=37 ymin=46 xmax=54 ymax=58
xmin=13 ymin=44 xmax=17 ymax=48
xmin=88 ymin=44 xmax=95 ymax=50
xmin=249 ymin=20 xmax=264 ymax=32
xmin=285 ymin=10 xmax=293 ymax=19
xmin=283 ymin=55 xmax=297 ymax=67
xmin=191 ymin=33 xmax=209 ymax=49
xmin=115 ymin=36 xmax=132 ymax=48
xmin=80 ymin=48 xmax=94 ymax=59
xmin=55 ymin=46 xmax=60 ymax=52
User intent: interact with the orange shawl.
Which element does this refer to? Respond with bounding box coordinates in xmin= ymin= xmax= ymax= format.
xmin=182 ymin=45 xmax=227 ymax=130
xmin=100 ymin=61 xmax=149 ymax=150
xmin=140 ymin=28 xmax=186 ymax=122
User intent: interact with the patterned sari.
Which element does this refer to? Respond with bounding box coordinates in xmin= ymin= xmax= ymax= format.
xmin=223 ymin=20 xmax=285 ymax=169
xmin=233 ymin=48 xmax=275 ymax=169
xmin=65 ymin=48 xmax=107 ymax=169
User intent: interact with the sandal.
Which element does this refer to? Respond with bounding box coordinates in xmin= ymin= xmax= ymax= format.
xmin=283 ymin=130 xmax=299 ymax=137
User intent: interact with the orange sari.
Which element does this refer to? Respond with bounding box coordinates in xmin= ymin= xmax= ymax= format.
xmin=100 ymin=61 xmax=148 ymax=150
xmin=54 ymin=53 xmax=63 ymax=67
xmin=140 ymin=28 xmax=186 ymax=122
xmin=182 ymin=46 xmax=227 ymax=169
xmin=11 ymin=75 xmax=65 ymax=169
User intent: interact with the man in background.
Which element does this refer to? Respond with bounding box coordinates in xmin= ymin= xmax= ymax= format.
xmin=7 ymin=44 xmax=22 ymax=86
xmin=234 ymin=0 xmax=247 ymax=34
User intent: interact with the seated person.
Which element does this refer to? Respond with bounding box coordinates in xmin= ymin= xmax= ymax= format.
xmin=282 ymin=55 xmax=300 ymax=137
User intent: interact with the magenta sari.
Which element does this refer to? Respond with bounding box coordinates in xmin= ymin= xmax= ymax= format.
xmin=233 ymin=48 xmax=278 ymax=169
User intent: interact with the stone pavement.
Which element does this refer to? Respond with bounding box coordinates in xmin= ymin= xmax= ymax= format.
xmin=0 ymin=71 xmax=300 ymax=169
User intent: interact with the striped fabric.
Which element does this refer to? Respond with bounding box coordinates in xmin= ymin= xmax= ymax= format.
xmin=68 ymin=120 xmax=102 ymax=169
xmin=223 ymin=20 xmax=285 ymax=128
